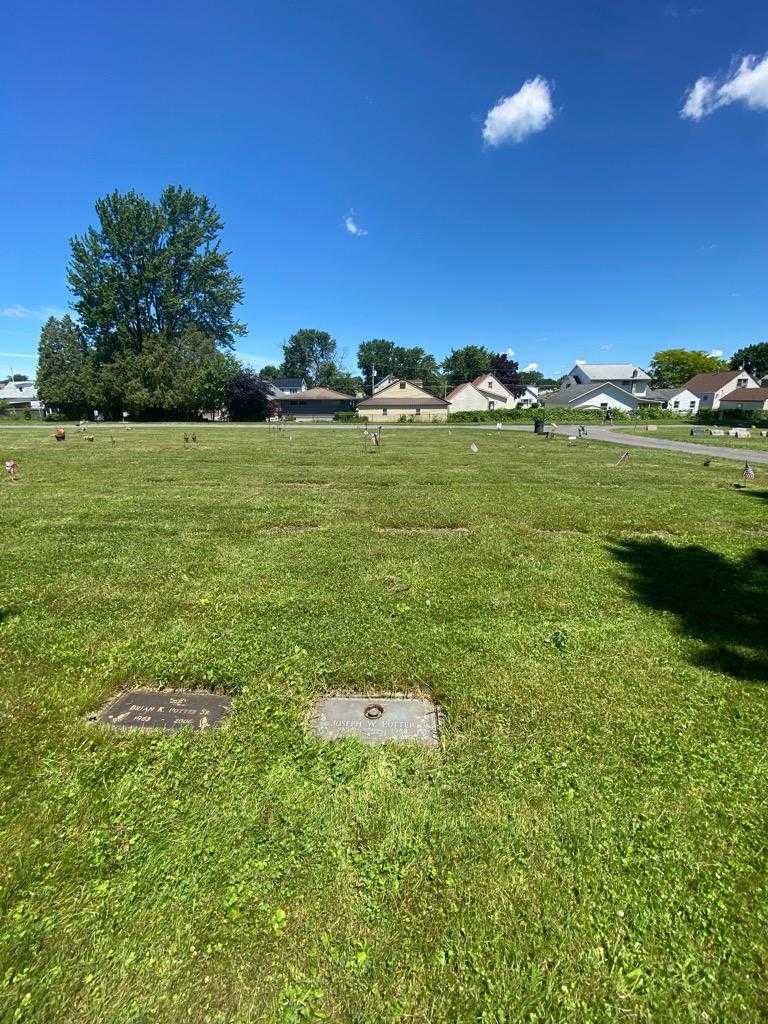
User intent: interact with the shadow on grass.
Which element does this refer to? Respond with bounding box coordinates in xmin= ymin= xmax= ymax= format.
xmin=743 ymin=489 xmax=768 ymax=504
xmin=611 ymin=539 xmax=768 ymax=684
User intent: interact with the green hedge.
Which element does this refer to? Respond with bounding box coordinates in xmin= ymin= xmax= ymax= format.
xmin=448 ymin=406 xmax=688 ymax=425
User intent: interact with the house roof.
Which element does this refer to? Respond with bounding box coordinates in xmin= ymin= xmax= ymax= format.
xmin=0 ymin=380 xmax=37 ymax=403
xmin=719 ymin=387 xmax=768 ymax=403
xmin=543 ymin=382 xmax=637 ymax=406
xmin=644 ymin=387 xmax=688 ymax=401
xmin=358 ymin=380 xmax=449 ymax=408
xmin=274 ymin=377 xmax=305 ymax=388
xmin=446 ymin=382 xmax=479 ymax=401
xmin=573 ymin=362 xmax=651 ymax=381
xmin=684 ymin=371 xmax=741 ymax=395
xmin=281 ymin=386 xmax=355 ymax=401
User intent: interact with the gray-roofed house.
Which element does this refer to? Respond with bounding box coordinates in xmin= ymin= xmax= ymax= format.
xmin=356 ymin=379 xmax=449 ymax=422
xmin=0 ymin=379 xmax=40 ymax=410
xmin=278 ymin=386 xmax=357 ymax=421
xmin=562 ymin=361 xmax=652 ymax=394
xmin=542 ymin=380 xmax=646 ymax=413
xmin=643 ymin=387 xmax=700 ymax=414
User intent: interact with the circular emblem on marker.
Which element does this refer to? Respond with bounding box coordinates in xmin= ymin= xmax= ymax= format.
xmin=363 ymin=703 xmax=384 ymax=720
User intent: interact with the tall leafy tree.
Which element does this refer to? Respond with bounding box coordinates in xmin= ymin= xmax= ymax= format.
xmin=356 ymin=339 xmax=443 ymax=392
xmin=36 ymin=315 xmax=91 ymax=416
xmin=442 ymin=345 xmax=493 ymax=388
xmin=649 ymin=348 xmax=728 ymax=388
xmin=314 ymin=360 xmax=364 ymax=394
xmin=281 ymin=329 xmax=336 ymax=385
xmin=730 ymin=342 xmax=768 ymax=381
xmin=489 ymin=352 xmax=520 ymax=391
xmin=259 ymin=364 xmax=281 ymax=380
xmin=68 ymin=186 xmax=245 ymax=361
xmin=357 ymin=339 xmax=396 ymax=390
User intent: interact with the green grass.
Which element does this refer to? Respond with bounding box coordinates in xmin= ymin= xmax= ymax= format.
xmin=1 ymin=425 xmax=766 ymax=1024
xmin=620 ymin=424 xmax=768 ymax=451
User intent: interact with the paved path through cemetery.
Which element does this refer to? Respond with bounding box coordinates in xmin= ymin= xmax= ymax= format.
xmin=3 ymin=421 xmax=768 ymax=464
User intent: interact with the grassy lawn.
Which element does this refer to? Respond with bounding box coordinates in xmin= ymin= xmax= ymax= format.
xmin=620 ymin=424 xmax=768 ymax=451
xmin=1 ymin=425 xmax=766 ymax=1024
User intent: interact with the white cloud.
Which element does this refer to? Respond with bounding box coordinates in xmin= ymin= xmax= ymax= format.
xmin=1 ymin=306 xmax=33 ymax=318
xmin=682 ymin=53 xmax=768 ymax=121
xmin=0 ymin=351 xmax=36 ymax=360
xmin=506 ymin=348 xmax=515 ymax=357
xmin=575 ymin=358 xmax=586 ymax=364
xmin=600 ymin=344 xmax=614 ymax=351
xmin=344 ymin=211 xmax=368 ymax=236
xmin=522 ymin=362 xmax=539 ymax=372
xmin=482 ymin=77 xmax=555 ymax=146
xmin=708 ymin=348 xmax=724 ymax=357
xmin=1 ymin=304 xmax=67 ymax=320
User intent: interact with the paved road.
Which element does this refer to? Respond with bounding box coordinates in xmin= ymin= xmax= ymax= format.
xmin=554 ymin=425 xmax=768 ymax=465
xmin=3 ymin=420 xmax=768 ymax=464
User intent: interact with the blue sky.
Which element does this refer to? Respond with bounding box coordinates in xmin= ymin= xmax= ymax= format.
xmin=2 ymin=0 xmax=767 ymax=379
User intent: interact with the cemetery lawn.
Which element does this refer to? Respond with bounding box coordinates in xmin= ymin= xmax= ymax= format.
xmin=621 ymin=424 xmax=768 ymax=451
xmin=1 ymin=424 xmax=767 ymax=1024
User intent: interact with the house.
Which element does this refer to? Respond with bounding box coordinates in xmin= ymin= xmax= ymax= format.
xmin=373 ymin=374 xmax=423 ymax=394
xmin=447 ymin=373 xmax=539 ymax=412
xmin=718 ymin=387 xmax=768 ymax=413
xmin=0 ymin=379 xmax=40 ymax=410
xmin=274 ymin=377 xmax=307 ymax=395
xmin=356 ymin=379 xmax=449 ymax=422
xmin=277 ymin=386 xmax=357 ymax=421
xmin=684 ymin=370 xmax=760 ymax=410
xmin=561 ymin=362 xmax=651 ymax=395
xmin=543 ymin=381 xmax=645 ymax=414
xmin=643 ymin=387 xmax=700 ymax=414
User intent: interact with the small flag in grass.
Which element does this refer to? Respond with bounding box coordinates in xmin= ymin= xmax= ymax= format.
xmin=616 ymin=451 xmax=630 ymax=466
xmin=743 ymin=461 xmax=755 ymax=482
xmin=4 ymin=459 xmax=18 ymax=480
xmin=470 ymin=442 xmax=479 ymax=454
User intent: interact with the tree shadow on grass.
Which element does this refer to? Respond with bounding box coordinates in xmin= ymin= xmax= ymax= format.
xmin=743 ymin=489 xmax=768 ymax=504
xmin=611 ymin=539 xmax=768 ymax=684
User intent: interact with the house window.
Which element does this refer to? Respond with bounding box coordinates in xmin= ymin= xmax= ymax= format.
xmin=737 ymin=377 xmax=747 ymax=387
xmin=488 ymin=379 xmax=493 ymax=387
xmin=399 ymin=381 xmax=406 ymax=389
xmin=702 ymin=394 xmax=710 ymax=401
xmin=382 ymin=408 xmax=388 ymax=415
xmin=673 ymin=400 xmax=679 ymax=409
xmin=415 ymin=407 xmax=421 ymax=415
xmin=600 ymin=402 xmax=608 ymax=409
xmin=488 ymin=400 xmax=495 ymax=410
xmin=689 ymin=401 xmax=696 ymax=408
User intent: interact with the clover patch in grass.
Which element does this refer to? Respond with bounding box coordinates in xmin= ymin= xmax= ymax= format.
xmin=308 ymin=695 xmax=442 ymax=747
xmin=90 ymin=689 xmax=232 ymax=732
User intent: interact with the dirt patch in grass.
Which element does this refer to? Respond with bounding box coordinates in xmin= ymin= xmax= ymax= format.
xmin=376 ymin=525 xmax=470 ymax=536
xmin=257 ymin=525 xmax=324 ymax=535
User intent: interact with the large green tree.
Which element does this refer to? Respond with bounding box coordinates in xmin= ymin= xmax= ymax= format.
xmin=649 ymin=348 xmax=728 ymax=388
xmin=356 ymin=339 xmax=443 ymax=392
xmin=281 ymin=329 xmax=336 ymax=385
xmin=68 ymin=186 xmax=245 ymax=361
xmin=442 ymin=345 xmax=493 ymax=388
xmin=36 ymin=315 xmax=91 ymax=416
xmin=314 ymin=361 xmax=364 ymax=395
xmin=730 ymin=343 xmax=768 ymax=381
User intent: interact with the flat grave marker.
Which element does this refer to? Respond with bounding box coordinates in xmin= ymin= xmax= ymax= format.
xmin=92 ymin=689 xmax=231 ymax=732
xmin=309 ymin=696 xmax=441 ymax=747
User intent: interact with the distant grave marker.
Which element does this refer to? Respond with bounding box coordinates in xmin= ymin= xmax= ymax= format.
xmin=309 ymin=696 xmax=441 ymax=747
xmin=92 ymin=689 xmax=231 ymax=732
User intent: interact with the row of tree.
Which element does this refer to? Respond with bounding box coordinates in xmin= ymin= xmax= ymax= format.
xmin=35 ymin=184 xmax=767 ymax=419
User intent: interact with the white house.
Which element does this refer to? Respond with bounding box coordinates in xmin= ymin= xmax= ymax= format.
xmin=684 ymin=370 xmax=760 ymax=410
xmin=0 ymin=379 xmax=40 ymax=410
xmin=274 ymin=377 xmax=307 ymax=394
xmin=643 ymin=387 xmax=700 ymax=414
xmin=447 ymin=373 xmax=539 ymax=412
xmin=543 ymin=381 xmax=644 ymax=414
xmin=561 ymin=362 xmax=651 ymax=395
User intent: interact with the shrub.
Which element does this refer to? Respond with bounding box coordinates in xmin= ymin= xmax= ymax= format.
xmin=333 ymin=411 xmax=361 ymax=423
